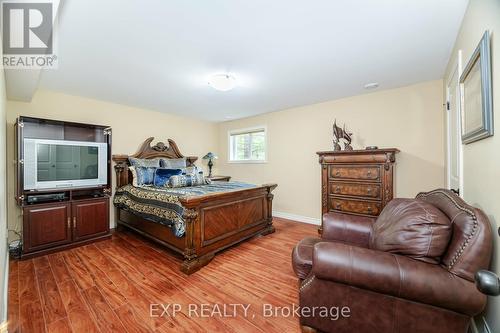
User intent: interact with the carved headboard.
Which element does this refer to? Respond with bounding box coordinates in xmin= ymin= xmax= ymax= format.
xmin=112 ymin=137 xmax=198 ymax=188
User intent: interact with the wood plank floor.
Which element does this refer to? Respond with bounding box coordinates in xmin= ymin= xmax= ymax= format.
xmin=8 ymin=218 xmax=317 ymax=333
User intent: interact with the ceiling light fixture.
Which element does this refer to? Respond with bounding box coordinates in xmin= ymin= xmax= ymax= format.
xmin=208 ymin=74 xmax=237 ymax=91
xmin=364 ymin=82 xmax=379 ymax=90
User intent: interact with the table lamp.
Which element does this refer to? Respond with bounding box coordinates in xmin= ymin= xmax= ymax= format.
xmin=202 ymin=152 xmax=217 ymax=177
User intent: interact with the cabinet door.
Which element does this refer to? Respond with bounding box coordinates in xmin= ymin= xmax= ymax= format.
xmin=72 ymin=199 xmax=109 ymax=241
xmin=23 ymin=203 xmax=72 ymax=253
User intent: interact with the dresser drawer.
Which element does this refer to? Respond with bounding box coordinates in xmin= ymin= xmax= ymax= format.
xmin=329 ymin=166 xmax=380 ymax=181
xmin=330 ymin=198 xmax=381 ymax=216
xmin=329 ymin=182 xmax=381 ymax=199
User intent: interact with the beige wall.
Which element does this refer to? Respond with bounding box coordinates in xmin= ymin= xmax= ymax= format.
xmin=444 ymin=0 xmax=500 ymax=331
xmin=5 ymin=82 xmax=446 ymax=238
xmin=217 ymin=80 xmax=445 ymax=222
xmin=6 ymin=90 xmax=218 ymax=240
xmin=0 ymin=44 xmax=7 ymax=323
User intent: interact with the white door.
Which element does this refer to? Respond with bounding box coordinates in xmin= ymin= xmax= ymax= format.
xmin=446 ymin=64 xmax=462 ymax=196
xmin=54 ymin=145 xmax=81 ymax=180
xmin=37 ymin=144 xmax=81 ymax=181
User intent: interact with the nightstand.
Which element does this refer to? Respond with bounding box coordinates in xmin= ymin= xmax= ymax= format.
xmin=208 ymin=175 xmax=231 ymax=182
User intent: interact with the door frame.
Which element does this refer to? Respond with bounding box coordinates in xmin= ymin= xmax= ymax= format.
xmin=445 ymin=50 xmax=464 ymax=197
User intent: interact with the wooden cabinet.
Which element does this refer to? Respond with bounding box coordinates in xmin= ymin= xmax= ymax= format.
xmin=23 ymin=203 xmax=72 ymax=253
xmin=318 ymin=149 xmax=398 ymax=225
xmin=72 ymin=199 xmax=109 ymax=241
xmin=15 ymin=116 xmax=113 ymax=258
xmin=22 ymin=197 xmax=110 ymax=257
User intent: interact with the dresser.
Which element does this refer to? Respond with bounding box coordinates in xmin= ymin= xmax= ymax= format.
xmin=317 ymin=149 xmax=399 ymax=227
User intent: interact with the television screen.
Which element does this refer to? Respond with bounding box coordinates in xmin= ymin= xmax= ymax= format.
xmin=23 ymin=138 xmax=108 ymax=190
xmin=36 ymin=144 xmax=99 ymax=181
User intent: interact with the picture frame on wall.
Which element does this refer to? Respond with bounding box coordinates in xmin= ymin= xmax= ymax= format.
xmin=459 ymin=31 xmax=493 ymax=144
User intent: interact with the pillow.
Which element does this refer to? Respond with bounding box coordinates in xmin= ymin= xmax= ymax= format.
xmin=169 ymin=173 xmax=210 ymax=188
xmin=129 ymin=157 xmax=161 ymax=168
xmin=160 ymin=158 xmax=187 ymax=169
xmin=135 ymin=166 xmax=157 ymax=186
xmin=369 ymin=198 xmax=452 ymax=264
xmin=182 ymin=165 xmax=198 ymax=175
xmin=129 ymin=165 xmax=139 ymax=187
xmin=153 ymin=168 xmax=183 ymax=187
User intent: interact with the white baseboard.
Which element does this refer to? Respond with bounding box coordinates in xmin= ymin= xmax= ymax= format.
xmin=273 ymin=211 xmax=320 ymax=225
xmin=0 ymin=320 xmax=7 ymax=333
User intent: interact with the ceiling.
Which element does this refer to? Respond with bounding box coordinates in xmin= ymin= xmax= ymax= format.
xmin=37 ymin=0 xmax=468 ymax=121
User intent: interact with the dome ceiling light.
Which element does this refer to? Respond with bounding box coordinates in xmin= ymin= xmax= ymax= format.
xmin=364 ymin=82 xmax=379 ymax=89
xmin=208 ymin=74 xmax=237 ymax=91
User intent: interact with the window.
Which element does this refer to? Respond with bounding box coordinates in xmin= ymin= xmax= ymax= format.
xmin=229 ymin=127 xmax=267 ymax=162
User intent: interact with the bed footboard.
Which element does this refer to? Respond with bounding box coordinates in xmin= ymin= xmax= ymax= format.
xmin=179 ymin=183 xmax=277 ymax=274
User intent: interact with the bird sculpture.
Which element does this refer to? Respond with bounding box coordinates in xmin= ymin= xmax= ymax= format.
xmin=332 ymin=120 xmax=353 ymax=151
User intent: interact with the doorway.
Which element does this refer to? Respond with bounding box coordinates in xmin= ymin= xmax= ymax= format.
xmin=445 ymin=52 xmax=463 ymax=196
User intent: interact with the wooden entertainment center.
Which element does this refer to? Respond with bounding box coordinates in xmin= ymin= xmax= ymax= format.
xmin=16 ymin=116 xmax=112 ymax=258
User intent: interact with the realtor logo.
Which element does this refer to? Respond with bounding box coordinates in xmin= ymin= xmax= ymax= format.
xmin=1 ymin=0 xmax=58 ymax=69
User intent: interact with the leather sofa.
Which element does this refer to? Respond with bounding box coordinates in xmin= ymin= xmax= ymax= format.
xmin=292 ymin=189 xmax=493 ymax=333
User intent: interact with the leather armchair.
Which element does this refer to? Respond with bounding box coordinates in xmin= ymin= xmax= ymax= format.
xmin=292 ymin=189 xmax=493 ymax=333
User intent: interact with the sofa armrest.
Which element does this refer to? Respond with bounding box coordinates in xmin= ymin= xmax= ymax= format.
xmin=321 ymin=212 xmax=374 ymax=247
xmin=312 ymin=242 xmax=486 ymax=316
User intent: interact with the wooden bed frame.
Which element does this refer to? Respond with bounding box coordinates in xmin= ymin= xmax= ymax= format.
xmin=112 ymin=137 xmax=277 ymax=274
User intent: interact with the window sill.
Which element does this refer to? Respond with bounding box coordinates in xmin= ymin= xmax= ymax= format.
xmin=228 ymin=160 xmax=268 ymax=164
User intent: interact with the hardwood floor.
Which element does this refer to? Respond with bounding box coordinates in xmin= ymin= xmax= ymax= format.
xmin=8 ymin=218 xmax=317 ymax=333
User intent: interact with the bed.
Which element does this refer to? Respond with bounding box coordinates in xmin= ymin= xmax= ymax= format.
xmin=112 ymin=137 xmax=277 ymax=274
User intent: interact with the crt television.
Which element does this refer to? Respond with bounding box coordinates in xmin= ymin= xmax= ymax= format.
xmin=23 ymin=138 xmax=108 ymax=190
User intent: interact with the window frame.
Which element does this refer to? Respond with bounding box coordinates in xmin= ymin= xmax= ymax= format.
xmin=227 ymin=125 xmax=268 ymax=164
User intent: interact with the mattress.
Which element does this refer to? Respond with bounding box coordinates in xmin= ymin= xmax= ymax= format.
xmin=113 ymin=182 xmax=256 ymax=237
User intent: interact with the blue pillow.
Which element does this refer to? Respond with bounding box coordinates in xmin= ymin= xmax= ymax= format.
xmin=154 ymin=168 xmax=183 ymax=187
xmin=135 ymin=166 xmax=157 ymax=186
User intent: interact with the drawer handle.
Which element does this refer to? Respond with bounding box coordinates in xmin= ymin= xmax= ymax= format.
xmin=367 ymin=188 xmax=372 ymax=193
xmin=67 ymin=217 xmax=71 ymax=229
xmin=335 ymin=171 xmax=340 ymax=177
xmin=335 ymin=186 xmax=341 ymax=193
xmin=367 ymin=170 xmax=372 ymax=176
xmin=367 ymin=207 xmax=373 ymax=213
xmin=335 ymin=203 xmax=341 ymax=209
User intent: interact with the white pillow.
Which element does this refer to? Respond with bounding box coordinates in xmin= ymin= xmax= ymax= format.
xmin=161 ymin=158 xmax=187 ymax=169
xmin=129 ymin=166 xmax=138 ymax=187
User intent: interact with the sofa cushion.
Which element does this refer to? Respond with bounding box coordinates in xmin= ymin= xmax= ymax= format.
xmin=370 ymin=198 xmax=452 ymax=264
xmin=416 ymin=189 xmax=493 ymax=282
xmin=292 ymin=237 xmax=323 ymax=280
